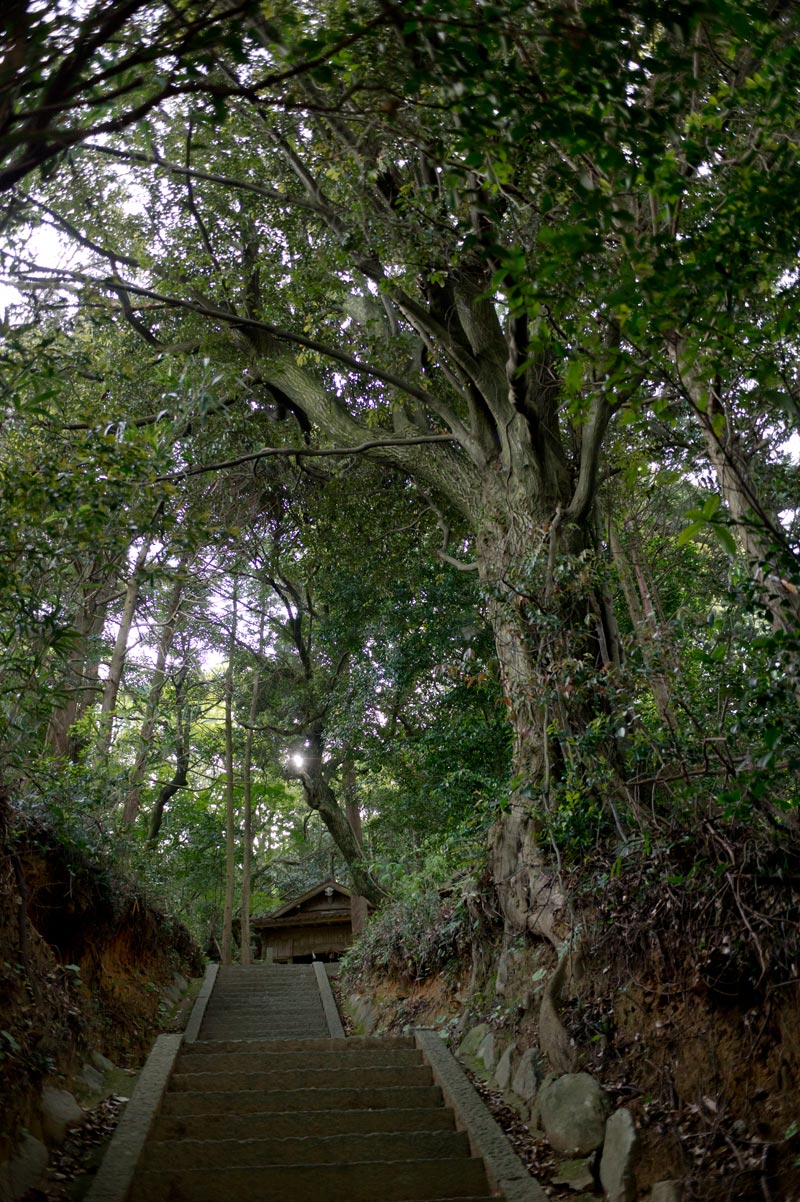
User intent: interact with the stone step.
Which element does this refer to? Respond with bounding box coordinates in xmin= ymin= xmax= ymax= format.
xmin=128 ymin=1156 xmax=490 ymax=1202
xmin=152 ymin=1106 xmax=455 ymax=1143
xmin=175 ymin=1047 xmax=424 ymax=1074
xmin=201 ymin=996 xmax=324 ymax=1006
xmin=215 ymin=965 xmax=317 ymax=975
xmin=168 ymin=1064 xmax=433 ymax=1093
xmin=193 ymin=1033 xmax=329 ymax=1043
xmin=199 ymin=1014 xmax=327 ymax=1026
xmin=141 ymin=1129 xmax=471 ymax=1170
xmin=202 ymin=995 xmax=323 ymax=1004
xmin=160 ymin=1084 xmax=445 ymax=1116
xmin=198 ymin=1019 xmax=328 ymax=1029
xmin=184 ymin=1036 xmax=415 ymax=1054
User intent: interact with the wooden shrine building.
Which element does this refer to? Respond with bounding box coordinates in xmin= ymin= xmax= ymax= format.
xmin=252 ymin=879 xmax=368 ymax=963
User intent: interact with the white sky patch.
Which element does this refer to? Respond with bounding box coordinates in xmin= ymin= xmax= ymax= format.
xmin=0 ymin=221 xmax=77 ymax=313
xmin=781 ymin=430 xmax=800 ymax=465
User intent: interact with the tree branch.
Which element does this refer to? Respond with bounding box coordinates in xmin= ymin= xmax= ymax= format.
xmin=156 ymin=434 xmax=456 ymax=481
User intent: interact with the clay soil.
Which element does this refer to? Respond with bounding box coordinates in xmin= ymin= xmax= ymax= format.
xmin=0 ymin=796 xmax=201 ymax=1162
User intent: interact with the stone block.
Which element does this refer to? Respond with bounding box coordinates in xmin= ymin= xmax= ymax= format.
xmin=650 ymin=1182 xmax=681 ymax=1202
xmin=600 ymin=1107 xmax=639 ymax=1202
xmin=493 ymin=1042 xmax=516 ymax=1092
xmin=551 ymin=1158 xmax=595 ymax=1191
xmin=511 ymin=1047 xmax=543 ymax=1105
xmin=476 ymin=1030 xmax=497 ymax=1073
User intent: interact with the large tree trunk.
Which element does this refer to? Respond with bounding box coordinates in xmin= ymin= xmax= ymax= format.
xmin=474 ymin=472 xmax=626 ymax=947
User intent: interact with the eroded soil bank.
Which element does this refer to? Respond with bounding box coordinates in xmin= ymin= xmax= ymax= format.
xmin=0 ymin=792 xmax=201 ymax=1189
xmin=340 ymin=850 xmax=800 ymax=1202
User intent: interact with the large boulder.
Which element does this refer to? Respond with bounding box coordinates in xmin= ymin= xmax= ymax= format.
xmin=41 ymin=1086 xmax=82 ymax=1145
xmin=538 ymin=1072 xmax=608 ymax=1156
xmin=0 ymin=1134 xmax=48 ymax=1202
xmin=599 ymin=1107 xmax=639 ymax=1202
xmin=457 ymin=1023 xmax=490 ymax=1060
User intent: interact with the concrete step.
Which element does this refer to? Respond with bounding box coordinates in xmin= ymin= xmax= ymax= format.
xmin=168 ymin=1064 xmax=433 ymax=1093
xmin=184 ymin=1036 xmax=415 ymax=1054
xmin=128 ymin=1156 xmax=490 ymax=1202
xmin=141 ymin=1129 xmax=471 ymax=1170
xmin=160 ymin=1084 xmax=445 ymax=1116
xmin=175 ymin=1047 xmax=424 ymax=1074
xmin=152 ymin=1106 xmax=456 ymax=1143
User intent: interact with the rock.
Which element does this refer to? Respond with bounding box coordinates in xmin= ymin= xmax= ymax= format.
xmin=511 ymin=1047 xmax=544 ymax=1105
xmin=350 ymin=995 xmax=378 ymax=1035
xmin=162 ymin=984 xmax=181 ymax=1004
xmin=457 ymin=1023 xmax=490 ymax=1059
xmin=650 ymin=1182 xmax=681 ymax=1202
xmin=0 ymin=1133 xmax=49 ymax=1201
xmin=538 ymin=1072 xmax=608 ymax=1156
xmin=80 ymin=1062 xmax=105 ymax=1093
xmin=476 ymin=1030 xmax=497 ymax=1072
xmin=90 ymin=1050 xmax=115 ymax=1074
xmin=41 ymin=1086 xmax=82 ymax=1145
xmin=493 ymin=1042 xmax=516 ymax=1092
xmin=599 ymin=1107 xmax=639 ymax=1202
xmin=551 ymin=1158 xmax=595 ymax=1191
xmin=173 ymin=972 xmax=188 ymax=993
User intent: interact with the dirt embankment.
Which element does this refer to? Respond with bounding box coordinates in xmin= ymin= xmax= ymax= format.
xmin=340 ymin=853 xmax=800 ymax=1202
xmin=0 ymin=793 xmax=202 ymax=1163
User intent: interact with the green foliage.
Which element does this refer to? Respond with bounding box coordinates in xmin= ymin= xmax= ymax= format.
xmin=341 ymin=886 xmax=470 ymax=984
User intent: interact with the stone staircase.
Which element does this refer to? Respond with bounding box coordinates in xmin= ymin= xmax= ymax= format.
xmin=196 ymin=963 xmax=331 ymax=1040
xmin=88 ymin=964 xmax=546 ymax=1202
xmin=129 ymin=1035 xmax=502 ymax=1201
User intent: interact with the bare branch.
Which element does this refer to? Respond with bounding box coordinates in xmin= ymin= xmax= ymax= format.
xmin=156 ymin=434 xmax=456 ymax=482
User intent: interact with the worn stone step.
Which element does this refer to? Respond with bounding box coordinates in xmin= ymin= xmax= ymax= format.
xmin=160 ymin=1084 xmax=445 ymax=1116
xmin=184 ymin=1036 xmax=415 ymax=1054
xmin=204 ymin=1002 xmax=320 ymax=1010
xmin=175 ymin=1047 xmax=424 ymax=1074
xmin=193 ymin=1033 xmax=329 ymax=1043
xmin=203 ymin=995 xmax=323 ymax=1004
xmin=128 ymin=1157 xmax=489 ymax=1202
xmin=168 ymin=1064 xmax=433 ymax=1093
xmin=200 ymin=1014 xmax=326 ymax=1025
xmin=141 ymin=1129 xmax=471 ymax=1170
xmin=152 ymin=1106 xmax=455 ymax=1143
xmin=198 ymin=1016 xmax=327 ymax=1028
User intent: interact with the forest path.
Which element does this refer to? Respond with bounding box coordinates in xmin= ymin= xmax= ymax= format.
xmin=86 ymin=963 xmax=546 ymax=1202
